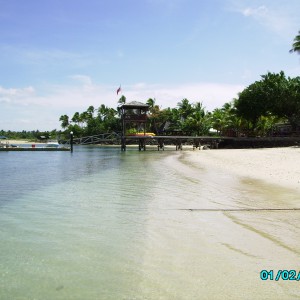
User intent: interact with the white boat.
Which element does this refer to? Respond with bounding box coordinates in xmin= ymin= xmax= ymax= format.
xmin=45 ymin=141 xmax=60 ymax=148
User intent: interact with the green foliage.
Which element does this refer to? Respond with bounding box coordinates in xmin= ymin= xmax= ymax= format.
xmin=290 ymin=30 xmax=300 ymax=54
xmin=59 ymin=115 xmax=69 ymax=129
xmin=180 ymin=101 xmax=210 ymax=135
xmin=0 ymin=129 xmax=63 ymax=141
xmin=7 ymin=70 xmax=298 ymax=139
xmin=235 ymin=78 xmax=271 ymax=127
xmin=56 ymin=76 xmax=299 ymax=138
xmin=235 ymin=71 xmax=300 ymax=133
xmin=59 ymin=104 xmax=120 ymax=137
xmin=118 ymin=95 xmax=126 ymax=105
xmin=211 ymin=102 xmax=242 ymax=136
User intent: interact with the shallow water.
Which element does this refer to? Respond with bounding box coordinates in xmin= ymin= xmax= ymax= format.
xmin=1 ymin=146 xmax=300 ymax=299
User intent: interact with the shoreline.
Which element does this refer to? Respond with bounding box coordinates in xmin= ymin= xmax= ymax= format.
xmin=4 ymin=141 xmax=300 ymax=192
xmin=1 ymin=139 xmax=43 ymax=144
xmin=185 ymin=147 xmax=300 ymax=193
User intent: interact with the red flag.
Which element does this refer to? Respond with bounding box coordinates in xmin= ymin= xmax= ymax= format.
xmin=117 ymin=86 xmax=121 ymax=95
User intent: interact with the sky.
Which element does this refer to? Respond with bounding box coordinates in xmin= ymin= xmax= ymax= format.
xmin=0 ymin=0 xmax=299 ymax=131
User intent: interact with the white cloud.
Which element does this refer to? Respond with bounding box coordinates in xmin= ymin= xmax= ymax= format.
xmin=0 ymin=80 xmax=244 ymax=131
xmin=123 ymin=82 xmax=243 ymax=111
xmin=0 ymin=86 xmax=35 ymax=104
xmin=231 ymin=1 xmax=299 ymax=37
xmin=241 ymin=6 xmax=267 ymax=17
xmin=69 ymin=75 xmax=93 ymax=86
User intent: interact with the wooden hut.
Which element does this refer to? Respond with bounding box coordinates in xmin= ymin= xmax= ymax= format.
xmin=119 ymin=101 xmax=149 ymax=150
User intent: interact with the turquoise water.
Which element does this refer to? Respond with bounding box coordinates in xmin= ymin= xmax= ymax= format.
xmin=1 ymin=146 xmax=300 ymax=299
xmin=1 ymin=147 xmax=154 ymax=299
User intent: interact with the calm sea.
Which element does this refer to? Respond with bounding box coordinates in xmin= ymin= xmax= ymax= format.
xmin=1 ymin=146 xmax=300 ymax=299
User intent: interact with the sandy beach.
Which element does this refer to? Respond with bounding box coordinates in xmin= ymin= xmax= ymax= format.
xmin=136 ymin=147 xmax=300 ymax=299
xmin=186 ymin=146 xmax=300 ymax=193
xmin=3 ymin=139 xmax=43 ymax=144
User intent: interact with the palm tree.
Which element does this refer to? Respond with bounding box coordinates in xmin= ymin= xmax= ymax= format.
xmin=146 ymin=98 xmax=155 ymax=111
xmin=97 ymin=104 xmax=109 ymax=121
xmin=59 ymin=114 xmax=69 ymax=129
xmin=290 ymin=30 xmax=300 ymax=54
xmin=211 ymin=108 xmax=225 ymax=135
xmin=177 ymin=98 xmax=193 ymax=120
xmin=186 ymin=102 xmax=209 ymax=135
xmin=118 ymin=95 xmax=126 ymax=105
xmin=71 ymin=112 xmax=81 ymax=125
xmin=86 ymin=105 xmax=95 ymax=118
xmin=146 ymin=98 xmax=160 ymax=133
xmin=79 ymin=111 xmax=89 ymax=127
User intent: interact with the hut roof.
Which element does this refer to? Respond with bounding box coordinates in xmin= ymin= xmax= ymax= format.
xmin=121 ymin=101 xmax=149 ymax=109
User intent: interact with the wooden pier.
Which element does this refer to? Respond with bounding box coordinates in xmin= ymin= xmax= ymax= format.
xmin=0 ymin=147 xmax=70 ymax=152
xmin=122 ymin=135 xmax=229 ymax=151
xmin=122 ymin=135 xmax=300 ymax=151
xmin=0 ymin=137 xmax=72 ymax=152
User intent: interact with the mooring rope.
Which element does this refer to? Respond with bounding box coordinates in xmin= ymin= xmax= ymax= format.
xmin=177 ymin=208 xmax=300 ymax=212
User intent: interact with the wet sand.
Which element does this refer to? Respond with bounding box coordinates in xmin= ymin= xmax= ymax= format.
xmin=138 ymin=148 xmax=300 ymax=299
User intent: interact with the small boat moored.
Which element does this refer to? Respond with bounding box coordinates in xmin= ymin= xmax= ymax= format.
xmin=45 ymin=141 xmax=60 ymax=148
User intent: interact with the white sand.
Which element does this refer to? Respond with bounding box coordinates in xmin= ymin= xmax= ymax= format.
xmin=1 ymin=139 xmax=42 ymax=144
xmin=140 ymin=148 xmax=300 ymax=299
xmin=186 ymin=147 xmax=300 ymax=193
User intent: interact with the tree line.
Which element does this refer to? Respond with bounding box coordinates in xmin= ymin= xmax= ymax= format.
xmin=0 ymin=129 xmax=60 ymax=141
xmin=57 ymin=71 xmax=300 ymax=139
xmin=2 ymin=70 xmax=299 ymax=141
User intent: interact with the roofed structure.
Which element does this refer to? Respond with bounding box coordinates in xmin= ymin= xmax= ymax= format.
xmin=121 ymin=101 xmax=149 ymax=109
xmin=119 ymin=101 xmax=150 ymax=151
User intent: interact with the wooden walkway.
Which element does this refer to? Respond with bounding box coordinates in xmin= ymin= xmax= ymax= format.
xmin=60 ymin=133 xmax=121 ymax=145
xmin=58 ymin=132 xmax=230 ymax=151
xmin=122 ymin=135 xmax=231 ymax=151
xmin=57 ymin=133 xmax=300 ymax=150
xmin=0 ymin=147 xmax=70 ymax=151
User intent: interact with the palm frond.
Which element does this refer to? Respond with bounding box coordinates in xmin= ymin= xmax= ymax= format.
xmin=290 ymin=30 xmax=300 ymax=54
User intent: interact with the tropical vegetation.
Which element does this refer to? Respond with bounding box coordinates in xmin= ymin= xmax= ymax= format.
xmin=0 ymin=129 xmax=59 ymax=141
xmin=54 ymin=71 xmax=300 ymax=139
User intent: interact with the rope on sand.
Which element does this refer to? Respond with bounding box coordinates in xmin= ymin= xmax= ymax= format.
xmin=177 ymin=208 xmax=300 ymax=212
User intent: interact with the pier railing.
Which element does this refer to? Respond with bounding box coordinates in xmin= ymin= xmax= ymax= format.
xmin=59 ymin=132 xmax=122 ymax=145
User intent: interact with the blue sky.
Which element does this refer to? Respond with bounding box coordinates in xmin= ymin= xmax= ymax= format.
xmin=0 ymin=0 xmax=299 ymax=131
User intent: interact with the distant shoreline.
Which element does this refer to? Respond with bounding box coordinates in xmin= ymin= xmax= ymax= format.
xmin=3 ymin=139 xmax=43 ymax=144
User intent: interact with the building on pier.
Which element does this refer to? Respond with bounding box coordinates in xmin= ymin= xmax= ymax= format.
xmin=119 ymin=101 xmax=149 ymax=151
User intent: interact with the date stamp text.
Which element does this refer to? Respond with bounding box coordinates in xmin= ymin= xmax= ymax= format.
xmin=260 ymin=270 xmax=300 ymax=281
